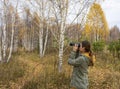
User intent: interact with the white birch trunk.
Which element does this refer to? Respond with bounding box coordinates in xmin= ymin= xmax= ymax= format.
xmin=23 ymin=26 xmax=28 ymax=51
xmin=28 ymin=0 xmax=49 ymax=57
xmin=49 ymin=0 xmax=68 ymax=72
xmin=31 ymin=25 xmax=34 ymax=51
xmin=0 ymin=43 xmax=2 ymax=61
xmin=39 ymin=26 xmax=43 ymax=57
xmin=43 ymin=4 xmax=51 ymax=56
xmin=2 ymin=25 xmax=6 ymax=61
xmin=31 ymin=37 xmax=34 ymax=51
xmin=39 ymin=0 xmax=44 ymax=57
xmin=58 ymin=0 xmax=68 ymax=72
xmin=58 ymin=22 xmax=65 ymax=72
xmin=7 ymin=15 xmax=15 ymax=62
xmin=43 ymin=25 xmax=49 ymax=56
xmin=0 ymin=27 xmax=2 ymax=61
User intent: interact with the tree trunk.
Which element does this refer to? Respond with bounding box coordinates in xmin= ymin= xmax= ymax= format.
xmin=58 ymin=0 xmax=68 ymax=73
xmin=39 ymin=24 xmax=44 ymax=57
xmin=13 ymin=30 xmax=18 ymax=52
xmin=2 ymin=25 xmax=6 ymax=61
xmin=43 ymin=25 xmax=49 ymax=56
xmin=7 ymin=15 xmax=15 ymax=62
xmin=58 ymin=24 xmax=65 ymax=72
xmin=0 ymin=26 xmax=2 ymax=61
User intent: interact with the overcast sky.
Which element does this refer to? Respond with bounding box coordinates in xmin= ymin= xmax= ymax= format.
xmin=101 ymin=0 xmax=120 ymax=29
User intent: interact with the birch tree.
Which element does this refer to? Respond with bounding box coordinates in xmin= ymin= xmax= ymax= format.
xmin=2 ymin=5 xmax=10 ymax=61
xmin=84 ymin=3 xmax=109 ymax=42
xmin=7 ymin=3 xmax=18 ymax=62
xmin=0 ymin=7 xmax=2 ymax=61
xmin=0 ymin=17 xmax=2 ymax=61
xmin=49 ymin=0 xmax=69 ymax=72
xmin=0 ymin=17 xmax=2 ymax=62
xmin=0 ymin=0 xmax=19 ymax=62
xmin=27 ymin=0 xmax=50 ymax=57
xmin=22 ymin=8 xmax=33 ymax=51
xmin=2 ymin=0 xmax=7 ymax=62
xmin=13 ymin=13 xmax=20 ymax=52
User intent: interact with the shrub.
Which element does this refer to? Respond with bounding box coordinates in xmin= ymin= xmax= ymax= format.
xmin=92 ymin=41 xmax=105 ymax=53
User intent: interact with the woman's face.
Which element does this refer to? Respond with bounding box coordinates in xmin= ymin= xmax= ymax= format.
xmin=79 ymin=43 xmax=85 ymax=52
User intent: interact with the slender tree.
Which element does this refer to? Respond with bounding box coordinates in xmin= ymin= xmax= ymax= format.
xmin=27 ymin=0 xmax=50 ymax=57
xmin=49 ymin=0 xmax=69 ymax=72
xmin=7 ymin=3 xmax=18 ymax=62
xmin=2 ymin=0 xmax=7 ymax=61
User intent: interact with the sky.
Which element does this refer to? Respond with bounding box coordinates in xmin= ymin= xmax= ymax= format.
xmin=101 ymin=0 xmax=120 ymax=29
xmin=67 ymin=0 xmax=120 ymax=29
xmin=0 ymin=0 xmax=119 ymax=29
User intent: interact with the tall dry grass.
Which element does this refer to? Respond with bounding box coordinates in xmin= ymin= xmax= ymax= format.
xmin=0 ymin=51 xmax=120 ymax=89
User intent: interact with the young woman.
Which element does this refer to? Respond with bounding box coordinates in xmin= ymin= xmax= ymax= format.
xmin=68 ymin=40 xmax=95 ymax=89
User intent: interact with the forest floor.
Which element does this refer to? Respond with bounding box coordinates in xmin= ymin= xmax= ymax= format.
xmin=0 ymin=51 xmax=120 ymax=89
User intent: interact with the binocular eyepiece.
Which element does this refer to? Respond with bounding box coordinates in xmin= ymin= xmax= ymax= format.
xmin=69 ymin=42 xmax=80 ymax=47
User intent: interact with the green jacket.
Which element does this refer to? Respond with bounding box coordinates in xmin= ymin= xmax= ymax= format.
xmin=68 ymin=51 xmax=91 ymax=89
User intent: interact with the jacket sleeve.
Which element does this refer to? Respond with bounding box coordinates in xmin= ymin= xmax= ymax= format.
xmin=68 ymin=51 xmax=84 ymax=66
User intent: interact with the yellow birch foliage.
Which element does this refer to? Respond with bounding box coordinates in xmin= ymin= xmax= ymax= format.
xmin=83 ymin=3 xmax=109 ymax=41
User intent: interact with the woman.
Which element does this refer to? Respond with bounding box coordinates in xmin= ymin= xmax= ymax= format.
xmin=68 ymin=40 xmax=95 ymax=89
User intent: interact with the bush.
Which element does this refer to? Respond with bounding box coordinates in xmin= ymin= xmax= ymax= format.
xmin=92 ymin=41 xmax=105 ymax=53
xmin=108 ymin=41 xmax=120 ymax=58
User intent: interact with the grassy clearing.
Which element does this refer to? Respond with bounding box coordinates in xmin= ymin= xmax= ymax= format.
xmin=0 ymin=51 xmax=120 ymax=89
xmin=0 ymin=56 xmax=26 ymax=89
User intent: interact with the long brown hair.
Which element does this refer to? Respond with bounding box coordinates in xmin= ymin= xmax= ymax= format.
xmin=81 ymin=40 xmax=94 ymax=66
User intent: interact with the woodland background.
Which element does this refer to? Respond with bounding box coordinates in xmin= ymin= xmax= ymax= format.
xmin=0 ymin=0 xmax=120 ymax=89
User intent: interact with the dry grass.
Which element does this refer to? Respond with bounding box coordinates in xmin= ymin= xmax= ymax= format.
xmin=0 ymin=51 xmax=120 ymax=89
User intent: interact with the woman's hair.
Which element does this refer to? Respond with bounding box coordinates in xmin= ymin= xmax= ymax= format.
xmin=81 ymin=40 xmax=94 ymax=66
